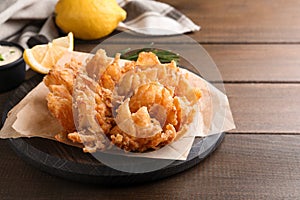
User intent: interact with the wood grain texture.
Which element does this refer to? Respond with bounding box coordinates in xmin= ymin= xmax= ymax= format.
xmin=203 ymin=44 xmax=300 ymax=82
xmin=226 ymin=84 xmax=300 ymax=133
xmin=0 ymin=91 xmax=13 ymax=123
xmin=161 ymin=0 xmax=300 ymax=43
xmin=2 ymin=0 xmax=300 ymax=198
xmin=1 ymin=134 xmax=299 ymax=199
xmin=0 ymin=70 xmax=38 ymax=125
xmin=0 ymin=76 xmax=224 ymax=185
xmin=75 ymin=44 xmax=300 ymax=83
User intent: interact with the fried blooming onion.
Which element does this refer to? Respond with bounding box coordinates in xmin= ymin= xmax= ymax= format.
xmin=44 ymin=49 xmax=201 ymax=153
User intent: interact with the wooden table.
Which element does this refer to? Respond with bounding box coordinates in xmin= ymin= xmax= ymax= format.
xmin=1 ymin=0 xmax=300 ymax=199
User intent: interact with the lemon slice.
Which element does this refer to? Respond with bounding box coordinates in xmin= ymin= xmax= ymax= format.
xmin=52 ymin=33 xmax=74 ymax=50
xmin=23 ymin=32 xmax=74 ymax=74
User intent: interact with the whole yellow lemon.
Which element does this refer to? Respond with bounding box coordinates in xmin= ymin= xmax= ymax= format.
xmin=55 ymin=0 xmax=126 ymax=40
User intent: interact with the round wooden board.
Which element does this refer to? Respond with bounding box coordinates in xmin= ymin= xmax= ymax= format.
xmin=1 ymin=75 xmax=225 ymax=185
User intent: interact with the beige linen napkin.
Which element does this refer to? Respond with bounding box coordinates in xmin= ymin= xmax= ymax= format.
xmin=0 ymin=0 xmax=58 ymax=45
xmin=117 ymin=0 xmax=200 ymax=35
xmin=1 ymin=0 xmax=200 ymax=47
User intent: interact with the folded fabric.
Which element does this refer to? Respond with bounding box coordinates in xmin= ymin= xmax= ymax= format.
xmin=0 ymin=0 xmax=200 ymax=47
xmin=0 ymin=0 xmax=57 ymax=42
xmin=117 ymin=0 xmax=200 ymax=35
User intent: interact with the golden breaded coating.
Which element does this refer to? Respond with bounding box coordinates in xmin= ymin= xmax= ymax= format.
xmin=44 ymin=58 xmax=81 ymax=93
xmin=44 ymin=50 xmax=202 ymax=153
xmin=99 ymin=53 xmax=122 ymax=90
xmin=129 ymin=82 xmax=178 ymax=128
xmin=109 ymin=124 xmax=176 ymax=152
xmin=46 ymin=84 xmax=74 ymax=133
xmin=44 ymin=58 xmax=82 ymax=137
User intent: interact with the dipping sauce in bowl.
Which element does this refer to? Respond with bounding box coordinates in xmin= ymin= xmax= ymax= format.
xmin=0 ymin=45 xmax=22 ymax=66
xmin=0 ymin=41 xmax=25 ymax=92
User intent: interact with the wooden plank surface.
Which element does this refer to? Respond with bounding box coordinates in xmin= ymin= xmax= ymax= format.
xmin=75 ymin=44 xmax=300 ymax=82
xmin=203 ymin=44 xmax=300 ymax=82
xmin=161 ymin=0 xmax=300 ymax=43
xmin=2 ymin=82 xmax=299 ymax=135
xmin=1 ymin=134 xmax=299 ymax=199
xmin=226 ymin=84 xmax=300 ymax=133
xmin=0 ymin=91 xmax=13 ymax=123
xmin=1 ymin=0 xmax=300 ymax=199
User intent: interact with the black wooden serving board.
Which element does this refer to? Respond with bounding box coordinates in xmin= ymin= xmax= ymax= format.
xmin=1 ymin=75 xmax=225 ymax=185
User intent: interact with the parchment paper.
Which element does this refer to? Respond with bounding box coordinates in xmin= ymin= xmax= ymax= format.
xmin=0 ymin=51 xmax=235 ymax=160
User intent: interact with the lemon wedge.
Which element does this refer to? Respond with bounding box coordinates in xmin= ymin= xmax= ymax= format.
xmin=23 ymin=32 xmax=74 ymax=74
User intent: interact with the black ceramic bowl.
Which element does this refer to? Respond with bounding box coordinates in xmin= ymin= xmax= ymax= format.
xmin=0 ymin=41 xmax=26 ymax=92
